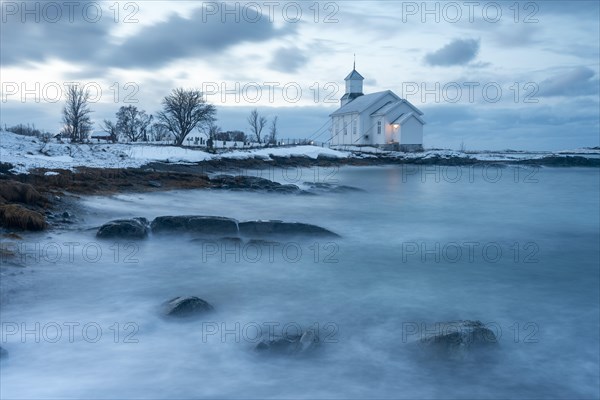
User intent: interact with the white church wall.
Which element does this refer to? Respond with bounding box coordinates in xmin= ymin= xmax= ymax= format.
xmin=400 ymin=117 xmax=423 ymax=145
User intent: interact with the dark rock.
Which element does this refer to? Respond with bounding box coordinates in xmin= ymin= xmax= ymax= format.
xmin=211 ymin=175 xmax=302 ymax=194
xmin=62 ymin=211 xmax=70 ymax=219
xmin=519 ymin=155 xmax=600 ymax=167
xmin=0 ymin=346 xmax=8 ymax=359
xmin=256 ymin=330 xmax=319 ymax=356
xmin=239 ymin=220 xmax=339 ymax=238
xmin=162 ymin=296 xmax=214 ymax=318
xmin=147 ymin=180 xmax=162 ymax=188
xmin=0 ymin=162 xmax=15 ymax=174
xmin=151 ymin=215 xmax=239 ymax=236
xmin=415 ymin=320 xmax=498 ymax=360
xmin=96 ymin=217 xmax=149 ymax=239
xmin=303 ymin=181 xmax=365 ymax=193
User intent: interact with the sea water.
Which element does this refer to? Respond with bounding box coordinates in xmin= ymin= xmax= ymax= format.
xmin=1 ymin=165 xmax=598 ymax=399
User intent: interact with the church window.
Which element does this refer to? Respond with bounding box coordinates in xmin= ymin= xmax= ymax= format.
xmin=352 ymin=120 xmax=357 ymax=135
xmin=377 ymin=121 xmax=382 ymax=134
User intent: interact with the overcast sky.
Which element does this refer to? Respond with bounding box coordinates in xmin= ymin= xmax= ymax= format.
xmin=1 ymin=1 xmax=599 ymax=150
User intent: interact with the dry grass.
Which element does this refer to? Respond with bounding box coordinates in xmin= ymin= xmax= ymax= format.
xmin=0 ymin=180 xmax=45 ymax=206
xmin=0 ymin=204 xmax=47 ymax=231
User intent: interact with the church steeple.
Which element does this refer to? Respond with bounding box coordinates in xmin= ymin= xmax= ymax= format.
xmin=341 ymin=57 xmax=364 ymax=107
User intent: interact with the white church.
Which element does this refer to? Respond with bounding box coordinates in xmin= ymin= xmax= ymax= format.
xmin=330 ymin=65 xmax=425 ymax=151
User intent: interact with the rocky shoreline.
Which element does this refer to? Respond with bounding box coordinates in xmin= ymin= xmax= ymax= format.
xmin=1 ymin=153 xmax=599 ymax=234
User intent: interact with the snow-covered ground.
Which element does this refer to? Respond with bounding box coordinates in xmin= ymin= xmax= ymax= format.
xmin=0 ymin=131 xmax=349 ymax=173
xmin=1 ymin=131 xmax=598 ymax=174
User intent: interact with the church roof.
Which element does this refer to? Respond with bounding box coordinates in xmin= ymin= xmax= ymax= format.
xmin=371 ymin=101 xmax=398 ymax=116
xmin=330 ymin=90 xmax=425 ymax=117
xmin=344 ymin=69 xmax=364 ymax=80
xmin=392 ymin=112 xmax=426 ymax=125
xmin=330 ymin=91 xmax=396 ymax=116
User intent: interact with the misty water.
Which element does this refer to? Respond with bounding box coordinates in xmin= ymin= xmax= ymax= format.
xmin=1 ymin=165 xmax=599 ymax=399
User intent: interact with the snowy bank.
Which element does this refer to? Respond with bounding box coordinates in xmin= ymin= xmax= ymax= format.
xmin=0 ymin=131 xmax=350 ymax=173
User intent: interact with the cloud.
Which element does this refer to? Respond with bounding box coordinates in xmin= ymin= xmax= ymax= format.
xmin=538 ymin=67 xmax=599 ymax=97
xmin=424 ymin=39 xmax=480 ymax=66
xmin=110 ymin=6 xmax=294 ymax=69
xmin=422 ymin=101 xmax=599 ymax=150
xmin=0 ymin=1 xmax=113 ymax=66
xmin=1 ymin=3 xmax=295 ymax=69
xmin=268 ymin=47 xmax=308 ymax=73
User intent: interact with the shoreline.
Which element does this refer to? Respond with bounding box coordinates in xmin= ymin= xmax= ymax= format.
xmin=1 ymin=154 xmax=599 ymax=234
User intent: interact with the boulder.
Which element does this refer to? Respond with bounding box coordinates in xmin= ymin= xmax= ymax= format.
xmin=415 ymin=320 xmax=498 ymax=360
xmin=239 ymin=220 xmax=339 ymax=238
xmin=96 ymin=217 xmax=149 ymax=239
xmin=256 ymin=330 xmax=319 ymax=356
xmin=211 ymin=175 xmax=302 ymax=194
xmin=151 ymin=216 xmax=239 ymax=236
xmin=161 ymin=296 xmax=214 ymax=318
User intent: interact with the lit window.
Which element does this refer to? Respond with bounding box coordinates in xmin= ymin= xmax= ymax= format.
xmin=377 ymin=121 xmax=382 ymax=134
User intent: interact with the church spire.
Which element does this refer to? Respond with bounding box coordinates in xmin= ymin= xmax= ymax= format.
xmin=341 ymin=57 xmax=364 ymax=106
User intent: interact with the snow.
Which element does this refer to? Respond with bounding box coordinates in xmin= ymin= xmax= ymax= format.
xmin=1 ymin=131 xmax=596 ymax=175
xmin=0 ymin=131 xmax=349 ymax=173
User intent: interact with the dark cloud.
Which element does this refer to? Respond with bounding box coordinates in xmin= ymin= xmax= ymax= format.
xmin=268 ymin=47 xmax=308 ymax=73
xmin=1 ymin=3 xmax=295 ymax=69
xmin=538 ymin=67 xmax=599 ymax=97
xmin=0 ymin=1 xmax=113 ymax=66
xmin=110 ymin=6 xmax=294 ymax=69
xmin=424 ymin=39 xmax=480 ymax=66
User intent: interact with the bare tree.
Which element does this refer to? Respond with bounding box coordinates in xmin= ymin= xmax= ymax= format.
xmin=156 ymin=88 xmax=216 ymax=145
xmin=100 ymin=119 xmax=118 ymax=143
xmin=62 ymin=85 xmax=93 ymax=143
xmin=247 ymin=109 xmax=267 ymax=143
xmin=269 ymin=116 xmax=278 ymax=145
xmin=140 ymin=114 xmax=153 ymax=142
xmin=230 ymin=130 xmax=247 ymax=142
xmin=150 ymin=123 xmax=173 ymax=142
xmin=206 ymin=122 xmax=221 ymax=140
xmin=115 ymin=105 xmax=152 ymax=142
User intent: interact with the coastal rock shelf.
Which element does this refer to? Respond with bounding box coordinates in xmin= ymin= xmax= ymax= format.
xmin=96 ymin=216 xmax=340 ymax=240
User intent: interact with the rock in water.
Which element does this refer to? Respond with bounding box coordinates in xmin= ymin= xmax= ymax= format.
xmin=151 ymin=216 xmax=239 ymax=236
xmin=96 ymin=217 xmax=149 ymax=239
xmin=239 ymin=220 xmax=340 ymax=238
xmin=416 ymin=320 xmax=498 ymax=360
xmin=162 ymin=296 xmax=214 ymax=318
xmin=256 ymin=330 xmax=320 ymax=356
xmin=0 ymin=346 xmax=8 ymax=359
xmin=211 ymin=175 xmax=302 ymax=194
xmin=303 ymin=182 xmax=365 ymax=194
